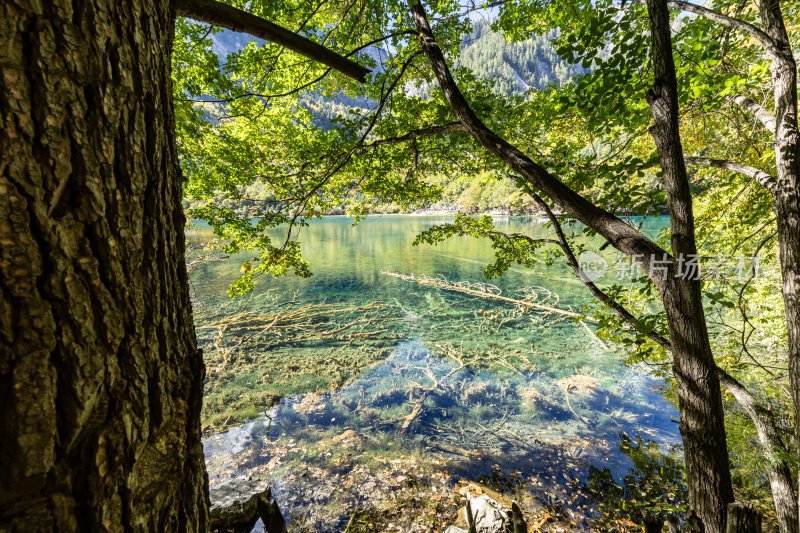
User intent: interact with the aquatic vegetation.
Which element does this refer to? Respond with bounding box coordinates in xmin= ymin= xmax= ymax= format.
xmin=201 ymin=334 xmax=685 ymax=531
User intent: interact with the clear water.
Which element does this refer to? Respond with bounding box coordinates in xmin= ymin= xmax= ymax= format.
xmin=191 ymin=215 xmax=682 ymax=530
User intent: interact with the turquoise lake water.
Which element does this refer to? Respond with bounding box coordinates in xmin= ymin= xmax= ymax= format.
xmin=191 ymin=215 xmax=683 ymax=530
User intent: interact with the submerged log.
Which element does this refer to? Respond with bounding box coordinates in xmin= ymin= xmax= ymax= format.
xmin=380 ymin=270 xmax=590 ymax=319
xmin=399 ymin=352 xmax=468 ymax=435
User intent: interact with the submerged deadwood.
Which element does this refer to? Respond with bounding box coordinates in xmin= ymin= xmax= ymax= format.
xmin=381 ymin=271 xmax=589 ymax=319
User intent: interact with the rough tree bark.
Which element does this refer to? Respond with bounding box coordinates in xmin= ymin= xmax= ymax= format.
xmin=726 ymin=502 xmax=763 ymax=533
xmin=653 ymin=1 xmax=800 ymax=530
xmin=756 ymin=5 xmax=800 ymax=529
xmin=409 ymin=1 xmax=735 ymax=530
xmin=0 ymin=1 xmax=210 ymax=530
xmin=0 ymin=0 xmax=368 ymax=530
xmin=645 ymin=1 xmax=734 ymax=531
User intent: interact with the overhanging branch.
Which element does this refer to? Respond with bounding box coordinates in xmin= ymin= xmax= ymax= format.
xmin=409 ymin=0 xmax=668 ymax=283
xmin=533 ymin=151 xmax=777 ymax=195
xmin=529 ymin=184 xmax=794 ymax=515
xmin=526 ymin=189 xmax=672 ymax=351
xmin=361 ymin=122 xmax=467 ymax=151
xmin=174 ymin=0 xmax=370 ymax=82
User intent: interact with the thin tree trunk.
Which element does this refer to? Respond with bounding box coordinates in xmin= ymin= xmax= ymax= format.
xmin=645 ymin=1 xmax=734 ymax=531
xmin=410 ymin=1 xmax=735 ymax=530
xmin=756 ymin=2 xmax=800 ymax=531
xmin=717 ymin=371 xmax=798 ymax=533
xmin=777 ymin=191 xmax=800 ymax=532
xmin=0 ymin=1 xmax=209 ymax=530
xmin=539 ymin=181 xmax=797 ymax=532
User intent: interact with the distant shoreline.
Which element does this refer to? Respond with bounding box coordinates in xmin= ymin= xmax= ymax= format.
xmin=186 ymin=210 xmax=661 ymax=234
xmin=185 ymin=211 xmax=553 ymax=232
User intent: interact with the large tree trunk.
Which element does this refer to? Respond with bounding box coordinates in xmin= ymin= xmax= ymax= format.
xmin=645 ymin=2 xmax=734 ymax=531
xmin=0 ymin=1 xmax=209 ymax=530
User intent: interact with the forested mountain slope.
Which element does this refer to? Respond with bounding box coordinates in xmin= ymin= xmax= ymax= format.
xmin=303 ymin=20 xmax=581 ymax=129
xmin=457 ymin=20 xmax=582 ymax=94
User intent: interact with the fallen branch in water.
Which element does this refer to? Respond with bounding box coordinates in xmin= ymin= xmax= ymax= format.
xmin=400 ymin=349 xmax=469 ymax=435
xmin=381 ymin=271 xmax=593 ymax=321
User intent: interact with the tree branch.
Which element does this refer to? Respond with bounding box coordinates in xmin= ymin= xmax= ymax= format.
xmin=631 ymin=0 xmax=779 ymax=56
xmin=728 ymin=94 xmax=777 ymax=134
xmin=409 ymin=0 xmax=668 ymax=283
xmin=534 ymin=151 xmax=777 ymax=194
xmin=292 ymin=51 xmax=422 ymax=209
xmin=433 ymin=0 xmax=510 ymax=21
xmin=405 ymin=16 xmax=789 ymax=516
xmin=532 ymin=185 xmax=796 ymax=525
xmin=715 ymin=368 xmax=798 ymax=527
xmin=685 ymin=156 xmax=777 ymax=193
xmin=361 ymin=122 xmax=468 ymax=151
xmin=174 ymin=0 xmax=370 ymax=82
xmin=527 ymin=190 xmax=673 ymax=350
